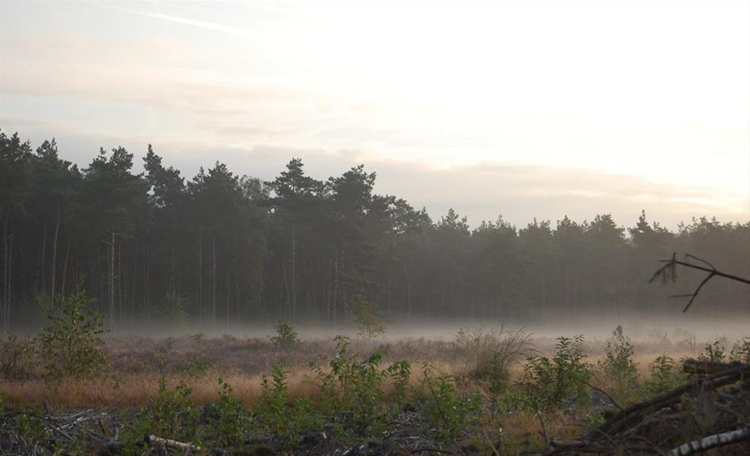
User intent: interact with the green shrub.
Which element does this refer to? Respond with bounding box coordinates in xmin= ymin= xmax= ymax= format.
xmin=351 ymin=294 xmax=386 ymax=340
xmin=730 ymin=337 xmax=750 ymax=363
xmin=144 ymin=379 xmax=201 ymax=442
xmin=645 ymin=355 xmax=684 ymax=396
xmin=386 ymin=359 xmax=412 ymax=408
xmin=257 ymin=364 xmax=319 ymax=448
xmin=269 ymin=320 xmax=302 ymax=349
xmin=487 ymin=350 xmax=512 ymax=395
xmin=313 ymin=336 xmax=380 ymax=435
xmin=153 ymin=293 xmax=188 ymax=328
xmin=206 ymin=377 xmax=249 ymax=447
xmin=312 ymin=335 xmax=408 ymax=437
xmin=13 ymin=406 xmax=46 ymax=444
xmin=0 ymin=333 xmax=36 ymax=380
xmin=451 ymin=326 xmax=529 ymax=389
xmin=189 ymin=332 xmax=206 ymax=342
xmin=598 ymin=336 xmax=639 ymax=404
xmin=120 ymin=414 xmax=152 ymax=456
xmin=421 ymin=362 xmax=481 ymax=442
xmin=348 ymin=348 xmax=391 ymax=434
xmin=36 ymin=286 xmax=108 ymax=382
xmin=697 ymin=339 xmax=726 ymax=362
xmin=520 ymin=335 xmax=592 ymax=411
xmin=177 ymin=358 xmax=212 ymax=379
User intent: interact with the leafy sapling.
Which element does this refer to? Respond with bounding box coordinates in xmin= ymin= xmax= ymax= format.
xmin=36 ymin=284 xmax=108 ymax=382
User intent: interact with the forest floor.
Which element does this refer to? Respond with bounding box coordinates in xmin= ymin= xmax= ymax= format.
xmin=1 ymin=328 xmax=748 ymax=456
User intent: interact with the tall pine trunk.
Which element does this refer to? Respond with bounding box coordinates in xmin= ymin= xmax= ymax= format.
xmin=290 ymin=216 xmax=296 ymax=322
xmin=212 ymin=236 xmax=217 ymax=326
xmin=3 ymin=223 xmax=14 ymax=333
xmin=118 ymin=239 xmax=123 ymax=324
xmin=331 ymin=244 xmax=339 ymax=325
xmin=41 ymin=220 xmax=47 ymax=293
xmin=198 ymin=230 xmax=203 ymax=319
xmin=51 ymin=203 xmax=60 ymax=299
xmin=2 ymin=219 xmax=10 ymax=333
xmin=109 ymin=229 xmax=116 ymax=329
xmin=61 ymin=239 xmax=71 ymax=296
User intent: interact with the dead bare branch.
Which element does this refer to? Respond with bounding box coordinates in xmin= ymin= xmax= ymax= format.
xmin=650 ymin=252 xmax=750 ymax=312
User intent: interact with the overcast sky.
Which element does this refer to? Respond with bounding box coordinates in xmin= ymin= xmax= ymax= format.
xmin=1 ymin=0 xmax=748 ymax=229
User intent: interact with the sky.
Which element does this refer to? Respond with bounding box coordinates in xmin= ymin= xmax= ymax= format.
xmin=1 ymin=0 xmax=748 ymax=229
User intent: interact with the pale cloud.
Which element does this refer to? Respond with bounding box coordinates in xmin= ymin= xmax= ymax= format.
xmin=1 ymin=0 xmax=748 ymax=227
xmin=1 ymin=116 xmax=746 ymax=229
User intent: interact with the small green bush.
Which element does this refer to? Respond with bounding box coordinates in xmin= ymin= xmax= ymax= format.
xmin=176 ymin=358 xmax=212 ymax=379
xmin=145 ymin=379 xmax=201 ymax=442
xmin=269 ymin=320 xmax=302 ymax=349
xmin=206 ymin=377 xmax=249 ymax=447
xmin=520 ymin=335 xmax=592 ymax=411
xmin=697 ymin=339 xmax=726 ymax=362
xmin=487 ymin=350 xmax=512 ymax=395
xmin=386 ymin=359 xmax=412 ymax=408
xmin=153 ymin=293 xmax=188 ymax=328
xmin=598 ymin=336 xmax=639 ymax=404
xmin=14 ymin=406 xmax=46 ymax=444
xmin=451 ymin=326 xmax=529 ymax=390
xmin=351 ymin=294 xmax=386 ymax=340
xmin=313 ymin=336 xmax=380 ymax=435
xmin=312 ymin=335 xmax=410 ymax=437
xmin=36 ymin=286 xmax=108 ymax=382
xmin=0 ymin=333 xmax=36 ymax=380
xmin=421 ymin=362 xmax=481 ymax=442
xmin=645 ymin=355 xmax=684 ymax=396
xmin=257 ymin=364 xmax=319 ymax=448
xmin=730 ymin=337 xmax=750 ymax=363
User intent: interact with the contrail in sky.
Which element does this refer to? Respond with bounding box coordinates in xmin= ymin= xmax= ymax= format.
xmin=87 ymin=1 xmax=257 ymax=41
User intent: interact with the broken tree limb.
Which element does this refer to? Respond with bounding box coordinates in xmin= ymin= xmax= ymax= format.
xmin=145 ymin=435 xmax=201 ymax=452
xmin=592 ymin=363 xmax=750 ymax=438
xmin=682 ymin=359 xmax=744 ymax=375
xmin=666 ymin=426 xmax=750 ymax=456
xmin=650 ymin=253 xmax=750 ymax=312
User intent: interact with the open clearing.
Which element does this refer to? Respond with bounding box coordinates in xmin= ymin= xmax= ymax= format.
xmin=2 ymin=326 xmax=748 ymax=456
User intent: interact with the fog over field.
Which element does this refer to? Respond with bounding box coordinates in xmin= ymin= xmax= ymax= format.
xmin=98 ymin=316 xmax=750 ymax=344
xmin=2 ymin=0 xmax=749 ymax=340
xmin=3 ymin=3 xmax=750 ymax=455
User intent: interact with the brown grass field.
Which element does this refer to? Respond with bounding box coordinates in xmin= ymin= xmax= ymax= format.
xmin=0 ymin=326 xmax=705 ymax=409
xmin=2 ymin=325 xmax=748 ymax=456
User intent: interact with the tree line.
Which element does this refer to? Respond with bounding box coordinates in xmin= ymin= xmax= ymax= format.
xmin=1 ymin=130 xmax=748 ymax=331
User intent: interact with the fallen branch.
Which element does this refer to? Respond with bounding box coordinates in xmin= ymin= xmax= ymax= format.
xmin=682 ymin=359 xmax=744 ymax=375
xmin=410 ymin=448 xmax=454 ymax=455
xmin=592 ymin=363 xmax=750 ymax=438
xmin=666 ymin=426 xmax=750 ymax=456
xmin=145 ymin=435 xmax=201 ymax=452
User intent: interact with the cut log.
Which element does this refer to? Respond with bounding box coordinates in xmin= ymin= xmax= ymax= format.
xmin=667 ymin=426 xmax=750 ymax=456
xmin=146 ymin=434 xmax=201 ymax=452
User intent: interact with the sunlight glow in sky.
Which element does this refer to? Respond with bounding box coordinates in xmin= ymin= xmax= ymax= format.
xmin=1 ymin=0 xmax=748 ymax=227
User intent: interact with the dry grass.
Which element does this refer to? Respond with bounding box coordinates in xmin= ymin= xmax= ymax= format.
xmin=450 ymin=325 xmax=533 ymax=382
xmin=0 ymin=330 xmax=711 ymax=410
